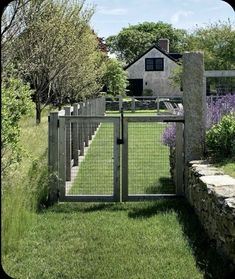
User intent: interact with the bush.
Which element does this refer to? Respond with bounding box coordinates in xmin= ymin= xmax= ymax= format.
xmin=1 ymin=71 xmax=34 ymax=177
xmin=206 ymin=113 xmax=235 ymax=158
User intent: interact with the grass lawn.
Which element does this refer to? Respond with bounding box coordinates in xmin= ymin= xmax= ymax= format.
xmin=3 ymin=200 xmax=228 ymax=279
xmin=71 ymin=112 xmax=174 ymax=196
xmin=215 ymin=158 xmax=235 ymax=178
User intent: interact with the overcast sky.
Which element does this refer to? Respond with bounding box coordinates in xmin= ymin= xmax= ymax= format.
xmin=85 ymin=0 xmax=235 ymax=38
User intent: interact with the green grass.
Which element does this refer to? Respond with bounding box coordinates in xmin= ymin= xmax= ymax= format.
xmin=71 ymin=119 xmax=174 ymax=195
xmin=3 ymin=200 xmax=229 ymax=279
xmin=215 ymin=158 xmax=235 ymax=178
xmin=2 ymin=110 xmax=49 ymax=254
xmin=2 ymin=109 xmax=232 ymax=278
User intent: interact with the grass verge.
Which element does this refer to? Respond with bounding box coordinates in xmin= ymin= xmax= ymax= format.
xmin=3 ymin=200 xmax=229 ymax=279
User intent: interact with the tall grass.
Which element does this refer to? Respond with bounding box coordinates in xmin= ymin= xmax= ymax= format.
xmin=2 ymin=110 xmax=50 ymax=254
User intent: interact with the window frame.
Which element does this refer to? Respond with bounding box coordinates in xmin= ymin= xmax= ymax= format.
xmin=145 ymin=58 xmax=164 ymax=71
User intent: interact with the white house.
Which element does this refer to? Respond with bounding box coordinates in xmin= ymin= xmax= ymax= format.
xmin=124 ymin=39 xmax=182 ymax=96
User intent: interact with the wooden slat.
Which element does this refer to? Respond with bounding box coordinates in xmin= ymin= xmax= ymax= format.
xmin=72 ymin=104 xmax=79 ymax=166
xmin=122 ymin=118 xmax=128 ymax=201
xmin=58 ymin=117 xmax=66 ymax=199
xmin=48 ymin=112 xmax=59 ymax=203
xmin=176 ymin=123 xmax=184 ymax=195
xmin=113 ymin=118 xmax=120 ymax=202
xmin=64 ymin=106 xmax=71 ymax=181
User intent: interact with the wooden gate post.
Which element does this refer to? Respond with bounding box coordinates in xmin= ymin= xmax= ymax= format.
xmin=48 ymin=112 xmax=59 ymax=204
xmin=118 ymin=95 xmax=123 ymax=112
xmin=176 ymin=122 xmax=184 ymax=195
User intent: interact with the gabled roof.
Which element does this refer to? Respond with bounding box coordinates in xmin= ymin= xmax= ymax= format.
xmin=124 ymin=45 xmax=182 ymax=70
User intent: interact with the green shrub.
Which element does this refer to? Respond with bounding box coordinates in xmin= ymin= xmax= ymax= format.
xmin=206 ymin=113 xmax=235 ymax=158
xmin=1 ymin=71 xmax=34 ymax=177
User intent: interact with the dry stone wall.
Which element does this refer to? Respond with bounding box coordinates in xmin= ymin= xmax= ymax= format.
xmin=187 ymin=160 xmax=235 ymax=266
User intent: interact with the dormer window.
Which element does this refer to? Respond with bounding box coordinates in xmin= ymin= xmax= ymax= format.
xmin=145 ymin=58 xmax=164 ymax=71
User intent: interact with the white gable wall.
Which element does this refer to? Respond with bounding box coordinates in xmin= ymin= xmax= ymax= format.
xmin=126 ymin=48 xmax=182 ymax=96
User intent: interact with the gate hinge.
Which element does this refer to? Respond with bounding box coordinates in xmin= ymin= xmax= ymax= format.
xmin=117 ymin=138 xmax=124 ymax=145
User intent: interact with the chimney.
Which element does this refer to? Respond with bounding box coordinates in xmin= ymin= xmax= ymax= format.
xmin=158 ymin=38 xmax=169 ymax=53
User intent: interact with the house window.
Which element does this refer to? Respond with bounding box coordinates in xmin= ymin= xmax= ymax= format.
xmin=145 ymin=58 xmax=164 ymax=71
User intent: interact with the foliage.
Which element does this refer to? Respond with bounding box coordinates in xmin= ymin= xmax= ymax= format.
xmin=2 ymin=111 xmax=49 ymax=255
xmin=207 ymin=94 xmax=235 ymax=128
xmin=185 ymin=20 xmax=235 ymax=70
xmin=103 ymin=59 xmax=128 ymax=96
xmin=206 ymin=113 xmax=235 ymax=158
xmin=106 ymin=21 xmax=187 ymax=63
xmin=162 ymin=123 xmax=176 ymax=148
xmin=1 ymin=68 xmax=34 ymax=176
xmin=162 ymin=94 xmax=235 ymax=150
xmin=4 ymin=0 xmax=106 ymax=123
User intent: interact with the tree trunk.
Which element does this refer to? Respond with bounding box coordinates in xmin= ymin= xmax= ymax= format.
xmin=36 ymin=103 xmax=41 ymax=124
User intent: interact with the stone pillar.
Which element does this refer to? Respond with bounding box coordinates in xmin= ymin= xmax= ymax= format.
xmin=183 ymin=52 xmax=206 ymax=200
xmin=183 ymin=52 xmax=206 ymax=162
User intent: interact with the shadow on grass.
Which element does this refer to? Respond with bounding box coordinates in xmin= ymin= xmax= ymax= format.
xmin=128 ymin=199 xmax=234 ymax=279
xmin=145 ymin=177 xmax=175 ymax=194
xmin=48 ymin=199 xmax=234 ymax=278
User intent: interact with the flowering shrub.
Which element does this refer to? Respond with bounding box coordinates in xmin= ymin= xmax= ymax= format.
xmin=162 ymin=94 xmax=235 ymax=148
xmin=206 ymin=94 xmax=235 ymax=128
xmin=206 ymin=113 xmax=235 ymax=158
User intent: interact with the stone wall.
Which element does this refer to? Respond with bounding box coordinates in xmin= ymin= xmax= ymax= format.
xmin=187 ymin=160 xmax=235 ymax=266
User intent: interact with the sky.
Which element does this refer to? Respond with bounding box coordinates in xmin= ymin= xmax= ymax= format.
xmin=85 ymin=0 xmax=235 ymax=38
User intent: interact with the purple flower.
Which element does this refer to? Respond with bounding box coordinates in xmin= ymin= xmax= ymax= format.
xmin=162 ymin=123 xmax=176 ymax=147
xmin=162 ymin=93 xmax=235 ymax=147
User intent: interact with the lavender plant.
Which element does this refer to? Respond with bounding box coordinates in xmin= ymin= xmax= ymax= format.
xmin=162 ymin=94 xmax=235 ymax=148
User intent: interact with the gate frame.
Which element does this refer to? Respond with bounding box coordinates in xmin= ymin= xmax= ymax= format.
xmin=122 ymin=115 xmax=184 ymax=202
xmin=58 ymin=116 xmax=121 ymax=202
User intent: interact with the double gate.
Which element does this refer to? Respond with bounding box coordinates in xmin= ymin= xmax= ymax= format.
xmin=56 ymin=114 xmax=184 ymax=202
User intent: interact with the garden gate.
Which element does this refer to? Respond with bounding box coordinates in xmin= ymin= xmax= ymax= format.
xmin=49 ymin=104 xmax=184 ymax=203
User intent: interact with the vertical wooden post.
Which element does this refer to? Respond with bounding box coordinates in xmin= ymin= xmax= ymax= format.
xmin=58 ymin=117 xmax=66 ymax=200
xmin=72 ymin=104 xmax=79 ymax=166
xmin=79 ymin=102 xmax=85 ymax=156
xmin=64 ymin=106 xmax=71 ymax=181
xmin=157 ymin=96 xmax=160 ymax=114
xmin=119 ymin=95 xmax=123 ymax=112
xmin=84 ymin=101 xmax=89 ymax=147
xmin=122 ymin=118 xmax=128 ymax=201
xmin=131 ymin=96 xmax=135 ymax=112
xmin=176 ymin=122 xmax=184 ymax=195
xmin=48 ymin=112 xmax=59 ymax=204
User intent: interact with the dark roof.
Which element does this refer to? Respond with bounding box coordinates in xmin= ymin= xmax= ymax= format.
xmin=124 ymin=45 xmax=181 ymax=70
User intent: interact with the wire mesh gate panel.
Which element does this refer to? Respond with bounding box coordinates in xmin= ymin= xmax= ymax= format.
xmin=58 ymin=116 xmax=120 ymax=202
xmin=122 ymin=116 xmax=184 ymax=201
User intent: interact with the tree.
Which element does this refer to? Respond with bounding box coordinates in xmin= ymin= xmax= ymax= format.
xmin=8 ymin=0 xmax=105 ymax=123
xmin=103 ymin=59 xmax=128 ymax=96
xmin=185 ymin=20 xmax=235 ymax=70
xmin=106 ymin=21 xmax=187 ymax=63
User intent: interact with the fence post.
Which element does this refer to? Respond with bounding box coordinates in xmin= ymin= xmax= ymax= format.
xmin=131 ymin=96 xmax=135 ymax=112
xmin=118 ymin=95 xmax=123 ymax=112
xmin=183 ymin=51 xmax=206 ymax=199
xmin=84 ymin=101 xmax=89 ymax=147
xmin=48 ymin=112 xmax=59 ymax=204
xmin=78 ymin=102 xmax=85 ymax=156
xmin=157 ymin=96 xmax=160 ymax=114
xmin=72 ymin=103 xmax=79 ymax=166
xmin=176 ymin=122 xmax=184 ymax=195
xmin=64 ymin=106 xmax=72 ymax=181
